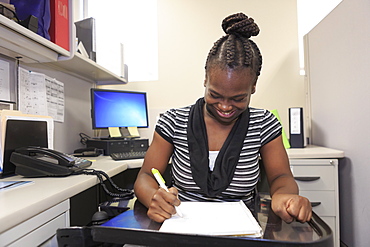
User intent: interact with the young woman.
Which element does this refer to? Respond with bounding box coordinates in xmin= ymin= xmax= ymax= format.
xmin=134 ymin=12 xmax=312 ymax=223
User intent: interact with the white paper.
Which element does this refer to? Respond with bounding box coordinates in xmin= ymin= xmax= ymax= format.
xmin=18 ymin=68 xmax=65 ymax=122
xmin=45 ymin=76 xmax=65 ymax=123
xmin=0 ymin=60 xmax=10 ymax=101
xmin=159 ymin=200 xmax=262 ymax=237
xmin=18 ymin=68 xmax=48 ymax=116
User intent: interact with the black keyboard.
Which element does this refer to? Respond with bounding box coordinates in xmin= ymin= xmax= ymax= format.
xmin=110 ymin=151 xmax=146 ymax=160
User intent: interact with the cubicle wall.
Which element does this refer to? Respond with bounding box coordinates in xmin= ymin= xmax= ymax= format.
xmin=22 ymin=62 xmax=94 ymax=153
xmin=0 ymin=53 xmax=94 ymax=154
xmin=305 ymin=0 xmax=370 ymax=246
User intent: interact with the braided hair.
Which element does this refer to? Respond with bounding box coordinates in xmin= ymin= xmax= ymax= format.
xmin=205 ymin=13 xmax=263 ymax=76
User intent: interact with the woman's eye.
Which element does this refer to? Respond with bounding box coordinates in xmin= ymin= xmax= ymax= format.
xmin=233 ymin=97 xmax=245 ymax=102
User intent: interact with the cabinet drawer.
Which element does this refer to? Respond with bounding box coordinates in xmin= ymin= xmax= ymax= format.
xmin=9 ymin=212 xmax=68 ymax=247
xmin=299 ymin=191 xmax=336 ymax=216
xmin=290 ymin=165 xmax=335 ymax=191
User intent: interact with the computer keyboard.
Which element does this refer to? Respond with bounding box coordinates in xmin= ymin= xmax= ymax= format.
xmin=110 ymin=151 xmax=146 ymax=160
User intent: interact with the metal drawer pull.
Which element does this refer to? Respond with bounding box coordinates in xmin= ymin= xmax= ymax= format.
xmin=311 ymin=202 xmax=321 ymax=207
xmin=294 ymin=176 xmax=320 ymax=181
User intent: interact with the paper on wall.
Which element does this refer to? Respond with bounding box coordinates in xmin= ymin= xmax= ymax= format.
xmin=18 ymin=68 xmax=48 ymax=116
xmin=0 ymin=59 xmax=10 ymax=101
xmin=18 ymin=67 xmax=65 ymax=123
xmin=45 ymin=76 xmax=65 ymax=122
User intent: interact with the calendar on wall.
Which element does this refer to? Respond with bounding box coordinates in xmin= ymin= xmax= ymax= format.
xmin=18 ymin=67 xmax=65 ymax=123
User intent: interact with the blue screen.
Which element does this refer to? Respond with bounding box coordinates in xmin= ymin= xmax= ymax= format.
xmin=91 ymin=89 xmax=149 ymax=129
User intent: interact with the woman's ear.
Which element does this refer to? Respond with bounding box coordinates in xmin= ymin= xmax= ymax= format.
xmin=252 ymin=85 xmax=256 ymax=94
xmin=251 ymin=77 xmax=258 ymax=94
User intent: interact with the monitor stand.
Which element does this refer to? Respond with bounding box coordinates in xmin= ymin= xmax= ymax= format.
xmin=105 ymin=127 xmax=140 ymax=140
xmin=108 ymin=127 xmax=122 ymax=138
xmin=127 ymin=127 xmax=140 ymax=138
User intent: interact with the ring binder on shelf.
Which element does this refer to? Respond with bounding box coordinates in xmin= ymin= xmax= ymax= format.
xmin=289 ymin=107 xmax=305 ymax=148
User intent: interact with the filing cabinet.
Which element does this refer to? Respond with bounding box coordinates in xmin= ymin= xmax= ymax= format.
xmin=289 ymin=158 xmax=340 ymax=247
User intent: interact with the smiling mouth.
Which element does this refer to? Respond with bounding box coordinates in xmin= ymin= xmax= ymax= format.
xmin=217 ymin=109 xmax=236 ymax=118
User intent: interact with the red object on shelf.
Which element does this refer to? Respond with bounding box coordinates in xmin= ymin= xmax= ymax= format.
xmin=49 ymin=0 xmax=69 ymax=51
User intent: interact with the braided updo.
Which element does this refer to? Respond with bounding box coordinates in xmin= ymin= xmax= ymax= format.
xmin=205 ymin=13 xmax=262 ymax=76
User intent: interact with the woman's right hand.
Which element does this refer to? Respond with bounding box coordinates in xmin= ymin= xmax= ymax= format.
xmin=147 ymin=187 xmax=181 ymax=223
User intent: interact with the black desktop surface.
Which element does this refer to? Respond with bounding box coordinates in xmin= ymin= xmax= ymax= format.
xmin=58 ymin=195 xmax=333 ymax=247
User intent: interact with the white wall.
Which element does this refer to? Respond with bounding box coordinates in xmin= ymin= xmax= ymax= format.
xmin=306 ymin=0 xmax=370 ymax=246
xmin=100 ymin=0 xmax=305 ymax=141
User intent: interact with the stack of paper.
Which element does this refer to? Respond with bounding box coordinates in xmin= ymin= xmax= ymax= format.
xmin=159 ymin=200 xmax=262 ymax=237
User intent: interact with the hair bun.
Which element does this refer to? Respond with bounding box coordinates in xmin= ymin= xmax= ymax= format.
xmin=222 ymin=13 xmax=260 ymax=38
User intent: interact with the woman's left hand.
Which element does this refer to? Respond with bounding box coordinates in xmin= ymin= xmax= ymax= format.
xmin=271 ymin=194 xmax=312 ymax=223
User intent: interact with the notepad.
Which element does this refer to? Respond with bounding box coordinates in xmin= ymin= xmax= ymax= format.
xmin=159 ymin=200 xmax=262 ymax=237
xmin=0 ymin=181 xmax=34 ymax=191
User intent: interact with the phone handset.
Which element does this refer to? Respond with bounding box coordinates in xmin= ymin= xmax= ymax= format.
xmin=11 ymin=146 xmax=92 ymax=177
xmin=15 ymin=146 xmax=76 ymax=167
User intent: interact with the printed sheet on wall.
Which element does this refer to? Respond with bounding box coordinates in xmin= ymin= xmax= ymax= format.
xmin=18 ymin=67 xmax=65 ymax=122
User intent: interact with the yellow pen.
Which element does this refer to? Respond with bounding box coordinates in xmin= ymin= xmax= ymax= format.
xmin=151 ymin=168 xmax=183 ymax=217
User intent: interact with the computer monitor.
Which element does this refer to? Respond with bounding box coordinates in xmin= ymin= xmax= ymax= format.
xmin=90 ymin=88 xmax=149 ymax=131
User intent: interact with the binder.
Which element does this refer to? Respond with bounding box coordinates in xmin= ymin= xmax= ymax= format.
xmin=49 ymin=0 xmax=70 ymax=51
xmin=75 ymin=17 xmax=96 ymax=61
xmin=271 ymin=109 xmax=290 ymax=149
xmin=289 ymin=107 xmax=305 ymax=148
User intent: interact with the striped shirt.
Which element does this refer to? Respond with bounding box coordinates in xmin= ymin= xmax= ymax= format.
xmin=155 ymin=104 xmax=282 ymax=203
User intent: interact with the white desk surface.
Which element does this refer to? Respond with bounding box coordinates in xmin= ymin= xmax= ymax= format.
xmin=286 ymin=145 xmax=344 ymax=159
xmin=0 ymin=156 xmax=142 ymax=234
xmin=0 ymin=145 xmax=343 ymax=235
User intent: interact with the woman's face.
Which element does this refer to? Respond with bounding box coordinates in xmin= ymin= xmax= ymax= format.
xmin=204 ymin=67 xmax=257 ymax=125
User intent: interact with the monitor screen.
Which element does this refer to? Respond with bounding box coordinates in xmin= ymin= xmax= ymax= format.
xmin=90 ymin=88 xmax=149 ymax=129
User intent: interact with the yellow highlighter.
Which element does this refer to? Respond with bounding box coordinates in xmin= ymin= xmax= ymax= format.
xmin=151 ymin=168 xmax=183 ymax=217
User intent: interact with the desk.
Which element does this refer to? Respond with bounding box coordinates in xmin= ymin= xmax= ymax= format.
xmin=0 ymin=145 xmax=343 ymax=246
xmin=58 ymin=197 xmax=333 ymax=247
xmin=0 ymin=156 xmax=143 ymax=246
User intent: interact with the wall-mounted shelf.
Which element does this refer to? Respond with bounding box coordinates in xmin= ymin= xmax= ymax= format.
xmin=48 ymin=53 xmax=127 ymax=84
xmin=0 ymin=13 xmax=127 ymax=84
xmin=0 ymin=14 xmax=69 ymax=63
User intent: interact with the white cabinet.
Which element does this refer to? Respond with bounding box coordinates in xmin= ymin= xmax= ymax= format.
xmin=289 ymin=157 xmax=340 ymax=247
xmin=0 ymin=200 xmax=69 ymax=247
xmin=0 ymin=157 xmax=137 ymax=246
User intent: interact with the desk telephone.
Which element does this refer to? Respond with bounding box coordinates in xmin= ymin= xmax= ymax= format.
xmin=10 ymin=146 xmax=92 ymax=177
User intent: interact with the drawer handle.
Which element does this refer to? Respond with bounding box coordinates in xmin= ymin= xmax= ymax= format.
xmin=294 ymin=176 xmax=320 ymax=181
xmin=311 ymin=202 xmax=321 ymax=207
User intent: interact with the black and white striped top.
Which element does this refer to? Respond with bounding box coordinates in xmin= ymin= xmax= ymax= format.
xmin=155 ymin=103 xmax=282 ymax=203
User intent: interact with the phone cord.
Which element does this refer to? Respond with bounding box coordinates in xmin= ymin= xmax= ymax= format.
xmin=78 ymin=169 xmax=134 ymax=199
